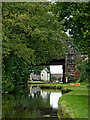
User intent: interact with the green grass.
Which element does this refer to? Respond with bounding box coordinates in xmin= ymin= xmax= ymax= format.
xmin=58 ymin=83 xmax=89 ymax=119
xmin=28 ymin=80 xmax=44 ymax=84
xmin=59 ymin=95 xmax=88 ymax=118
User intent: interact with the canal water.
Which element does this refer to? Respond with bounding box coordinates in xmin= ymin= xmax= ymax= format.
xmin=2 ymin=85 xmax=62 ymax=119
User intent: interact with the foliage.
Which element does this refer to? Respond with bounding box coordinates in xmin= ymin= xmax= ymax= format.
xmin=29 ymin=65 xmax=50 ymax=75
xmin=51 ymin=2 xmax=89 ymax=83
xmin=2 ymin=2 xmax=70 ymax=63
xmin=2 ymin=2 xmax=71 ymax=93
xmin=77 ymin=60 xmax=89 ymax=83
xmin=52 ymin=2 xmax=89 ymax=53
xmin=2 ymin=55 xmax=30 ymax=93
xmin=51 ymin=76 xmax=57 ymax=80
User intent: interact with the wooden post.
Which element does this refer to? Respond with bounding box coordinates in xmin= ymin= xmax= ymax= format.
xmin=63 ymin=65 xmax=65 ymax=83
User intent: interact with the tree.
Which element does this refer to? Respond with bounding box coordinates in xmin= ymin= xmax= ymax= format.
xmin=77 ymin=60 xmax=89 ymax=83
xmin=51 ymin=2 xmax=89 ymax=82
xmin=51 ymin=2 xmax=89 ymax=53
xmin=2 ymin=2 xmax=71 ymax=93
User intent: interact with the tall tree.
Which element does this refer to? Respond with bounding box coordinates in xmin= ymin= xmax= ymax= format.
xmin=51 ymin=2 xmax=89 ymax=82
xmin=2 ymin=2 xmax=71 ymax=63
xmin=51 ymin=2 xmax=89 ymax=53
xmin=2 ymin=2 xmax=71 ymax=92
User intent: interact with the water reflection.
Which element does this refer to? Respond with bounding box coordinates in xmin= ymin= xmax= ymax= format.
xmin=50 ymin=92 xmax=62 ymax=109
xmin=2 ymin=85 xmax=62 ymax=119
xmin=29 ymin=86 xmax=41 ymax=98
xmin=29 ymin=86 xmax=62 ymax=109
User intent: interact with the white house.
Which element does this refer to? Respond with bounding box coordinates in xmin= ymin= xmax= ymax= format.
xmin=41 ymin=68 xmax=50 ymax=82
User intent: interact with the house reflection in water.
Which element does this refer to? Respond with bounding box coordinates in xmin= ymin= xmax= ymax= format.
xmin=29 ymin=86 xmax=62 ymax=110
xmin=29 ymin=86 xmax=41 ymax=98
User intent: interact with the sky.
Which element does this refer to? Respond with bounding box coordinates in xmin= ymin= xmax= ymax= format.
xmin=50 ymin=65 xmax=63 ymax=74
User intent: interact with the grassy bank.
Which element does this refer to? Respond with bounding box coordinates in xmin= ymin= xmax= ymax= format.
xmin=58 ymin=83 xmax=89 ymax=119
xmin=28 ymin=80 xmax=44 ymax=84
xmin=28 ymin=82 xmax=64 ymax=89
xmin=28 ymin=81 xmax=89 ymax=119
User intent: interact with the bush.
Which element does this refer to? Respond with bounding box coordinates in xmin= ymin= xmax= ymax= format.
xmin=51 ymin=76 xmax=57 ymax=80
xmin=77 ymin=61 xmax=89 ymax=83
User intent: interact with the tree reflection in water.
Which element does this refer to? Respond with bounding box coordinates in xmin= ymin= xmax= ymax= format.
xmin=2 ymin=85 xmax=62 ymax=119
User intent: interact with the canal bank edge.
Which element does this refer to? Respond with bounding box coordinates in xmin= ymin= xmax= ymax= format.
xmin=57 ymin=101 xmax=74 ymax=119
xmin=28 ymin=83 xmax=74 ymax=118
xmin=57 ymin=87 xmax=74 ymax=119
xmin=28 ymin=83 xmax=89 ymax=119
xmin=57 ymin=84 xmax=89 ymax=119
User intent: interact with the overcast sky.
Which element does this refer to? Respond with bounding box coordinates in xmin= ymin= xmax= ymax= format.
xmin=50 ymin=65 xmax=63 ymax=74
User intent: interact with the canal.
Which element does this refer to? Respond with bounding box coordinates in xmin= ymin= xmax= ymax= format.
xmin=2 ymin=85 xmax=62 ymax=119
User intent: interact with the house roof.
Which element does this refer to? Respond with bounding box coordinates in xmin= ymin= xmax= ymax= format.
xmin=44 ymin=68 xmax=50 ymax=73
